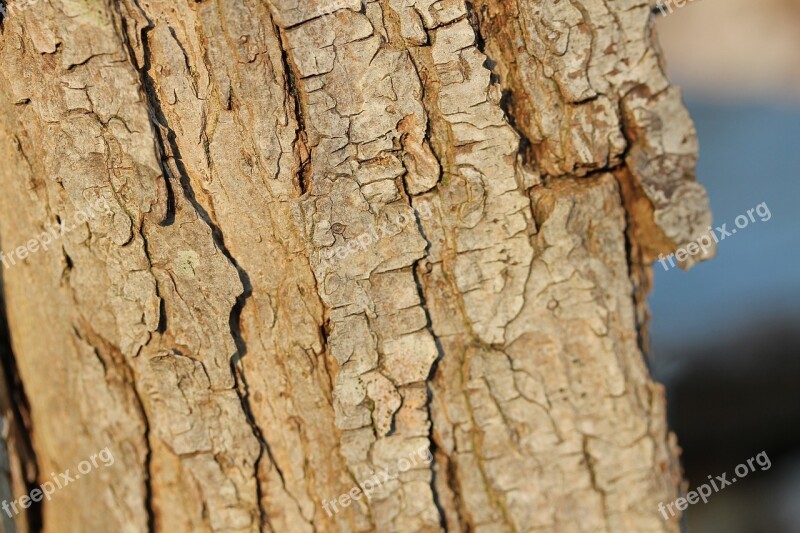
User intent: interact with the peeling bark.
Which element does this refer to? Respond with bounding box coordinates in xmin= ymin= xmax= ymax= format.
xmin=0 ymin=0 xmax=709 ymax=531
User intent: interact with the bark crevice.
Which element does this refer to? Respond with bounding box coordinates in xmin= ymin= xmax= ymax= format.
xmin=274 ymin=22 xmax=312 ymax=197
xmin=114 ymin=3 xmax=283 ymax=529
xmin=0 ymin=282 xmax=40 ymax=532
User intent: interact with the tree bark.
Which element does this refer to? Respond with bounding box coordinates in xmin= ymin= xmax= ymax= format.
xmin=0 ymin=0 xmax=711 ymax=531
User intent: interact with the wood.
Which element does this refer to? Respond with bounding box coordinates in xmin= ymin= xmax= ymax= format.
xmin=0 ymin=0 xmax=712 ymax=531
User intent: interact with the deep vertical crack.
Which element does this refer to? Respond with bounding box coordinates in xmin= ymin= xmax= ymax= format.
xmin=109 ymin=1 xmax=281 ymax=528
xmin=0 ymin=275 xmax=40 ymax=532
xmin=274 ymin=22 xmax=312 ymax=196
xmin=400 ymin=184 xmax=448 ymax=529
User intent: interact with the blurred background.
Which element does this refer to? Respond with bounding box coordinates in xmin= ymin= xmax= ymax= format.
xmin=651 ymin=0 xmax=800 ymax=531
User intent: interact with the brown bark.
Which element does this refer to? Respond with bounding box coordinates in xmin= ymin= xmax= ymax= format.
xmin=0 ymin=0 xmax=711 ymax=531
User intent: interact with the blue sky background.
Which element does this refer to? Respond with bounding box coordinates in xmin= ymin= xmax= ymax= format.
xmin=649 ymin=101 xmax=800 ymax=363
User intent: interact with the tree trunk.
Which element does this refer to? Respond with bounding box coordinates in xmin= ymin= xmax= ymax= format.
xmin=0 ymin=0 xmax=711 ymax=531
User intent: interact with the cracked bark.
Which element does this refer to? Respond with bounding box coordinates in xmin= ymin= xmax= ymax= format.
xmin=0 ymin=0 xmax=709 ymax=531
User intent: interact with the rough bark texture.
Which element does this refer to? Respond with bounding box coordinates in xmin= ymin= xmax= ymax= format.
xmin=0 ymin=0 xmax=711 ymax=531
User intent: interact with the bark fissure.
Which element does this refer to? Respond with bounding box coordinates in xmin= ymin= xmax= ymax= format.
xmin=115 ymin=3 xmax=281 ymax=529
xmin=466 ymin=2 xmax=536 ymax=172
xmin=0 ymin=284 xmax=40 ymax=533
xmin=411 ymin=231 xmax=448 ymax=530
xmin=274 ymin=23 xmax=312 ymax=197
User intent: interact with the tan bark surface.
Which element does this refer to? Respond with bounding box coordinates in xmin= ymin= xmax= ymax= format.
xmin=0 ymin=0 xmax=711 ymax=531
